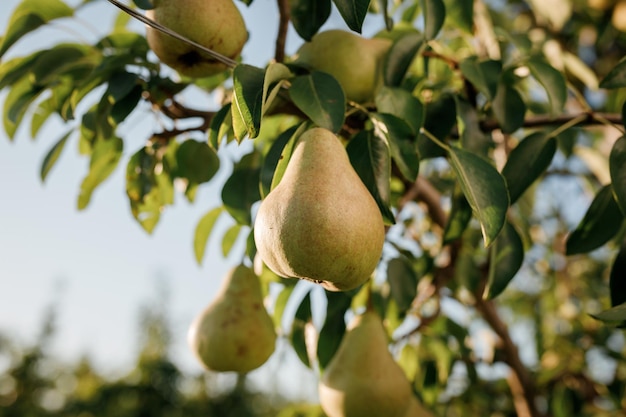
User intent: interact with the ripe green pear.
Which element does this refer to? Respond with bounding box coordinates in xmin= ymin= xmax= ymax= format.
xmin=253 ymin=127 xmax=385 ymax=292
xmin=319 ymin=310 xmax=414 ymax=417
xmin=145 ymin=0 xmax=248 ymax=78
xmin=293 ymin=30 xmax=392 ymax=103
xmin=187 ymin=265 xmax=276 ymax=373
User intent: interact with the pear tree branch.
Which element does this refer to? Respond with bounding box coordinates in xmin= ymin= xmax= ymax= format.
xmin=275 ymin=0 xmax=290 ymax=63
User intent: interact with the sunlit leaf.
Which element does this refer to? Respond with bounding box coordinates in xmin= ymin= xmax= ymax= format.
xmin=591 ymin=302 xmax=626 ymax=324
xmin=346 ymin=130 xmax=395 ymax=224
xmin=232 ymin=64 xmax=265 ymax=140
xmin=289 ymin=71 xmax=345 ymax=132
xmin=565 ymin=185 xmax=624 ymax=255
xmin=448 ymin=146 xmax=509 ymax=246
xmin=610 ymin=135 xmax=626 ymax=215
xmin=455 ymin=95 xmax=492 ymax=156
xmin=443 ymin=187 xmax=472 ymax=244
xmin=0 ymin=0 xmax=74 ymax=58
xmin=77 ymin=137 xmax=123 ymax=210
xmin=269 ymin=122 xmax=310 ymax=190
xmin=260 ymin=126 xmax=299 ymax=198
xmin=317 ymin=291 xmax=352 ymax=370
xmin=331 ymin=0 xmax=370 ymax=32
xmin=262 ymin=62 xmax=292 ymax=115
xmin=193 ymin=207 xmax=224 ymax=265
xmin=221 ymin=224 xmax=242 ymax=258
xmin=3 ymin=77 xmax=45 ymax=139
xmin=208 ymin=103 xmax=233 ymax=150
xmin=484 ymin=221 xmax=524 ymax=299
xmin=502 ymin=132 xmax=557 ymax=204
xmin=290 ymin=0 xmax=331 ymax=40
xmin=40 ymin=130 xmax=71 ymax=182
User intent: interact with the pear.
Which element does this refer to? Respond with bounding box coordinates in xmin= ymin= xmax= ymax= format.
xmin=293 ymin=30 xmax=392 ymax=103
xmin=253 ymin=127 xmax=385 ymax=292
xmin=187 ymin=265 xmax=276 ymax=373
xmin=402 ymin=398 xmax=435 ymax=417
xmin=318 ymin=310 xmax=414 ymax=417
xmin=145 ymin=0 xmax=248 ymax=78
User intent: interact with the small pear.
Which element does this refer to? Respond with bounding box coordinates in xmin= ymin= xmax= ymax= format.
xmin=187 ymin=265 xmax=276 ymax=373
xmin=145 ymin=0 xmax=248 ymax=78
xmin=319 ymin=310 xmax=414 ymax=417
xmin=293 ymin=30 xmax=392 ymax=103
xmin=253 ymin=127 xmax=385 ymax=291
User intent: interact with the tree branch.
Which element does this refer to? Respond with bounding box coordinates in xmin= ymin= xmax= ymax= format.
xmin=275 ymin=0 xmax=290 ymax=63
xmin=475 ymin=297 xmax=543 ymax=417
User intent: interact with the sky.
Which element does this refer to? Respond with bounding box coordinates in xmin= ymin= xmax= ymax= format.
xmin=0 ymin=0 xmax=388 ymax=399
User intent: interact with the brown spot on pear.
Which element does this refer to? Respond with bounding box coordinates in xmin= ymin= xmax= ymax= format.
xmin=318 ymin=310 xmax=414 ymax=417
xmin=293 ymin=30 xmax=392 ymax=103
xmin=253 ymin=127 xmax=385 ymax=292
xmin=145 ymin=0 xmax=248 ymax=78
xmin=187 ymin=265 xmax=276 ymax=373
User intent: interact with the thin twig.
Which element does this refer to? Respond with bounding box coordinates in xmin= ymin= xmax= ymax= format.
xmin=106 ymin=0 xmax=238 ymax=68
xmin=275 ymin=0 xmax=290 ymax=63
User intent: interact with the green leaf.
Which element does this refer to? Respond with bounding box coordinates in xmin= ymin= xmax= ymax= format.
xmin=443 ymin=0 xmax=472 ymax=33
xmin=221 ymin=224 xmax=242 ymax=258
xmin=193 ymin=207 xmax=224 ymax=265
xmin=133 ymin=0 xmax=155 ymax=9
xmin=270 ymin=122 xmax=310 ymax=190
xmin=175 ymin=140 xmax=220 ymax=184
xmin=0 ymin=54 xmax=40 ymax=90
xmin=260 ymin=126 xmax=299 ymax=198
xmin=262 ymin=62 xmax=292 ymax=115
xmin=610 ymin=136 xmax=626 ymax=215
xmin=289 ymin=71 xmax=346 ymax=132
xmin=375 ymin=86 xmax=424 ymax=134
xmin=610 ymin=244 xmax=626 ymax=308
xmin=448 ymin=146 xmax=509 ymax=246
xmin=527 ymin=58 xmax=567 ymax=116
xmin=484 ymin=221 xmax=524 ymax=299
xmin=317 ymin=291 xmax=352 ymax=370
xmin=291 ymin=292 xmax=313 ymax=367
xmin=565 ymin=185 xmax=624 ymax=255
xmin=501 ymin=132 xmax=557 ymax=204
xmin=383 ymin=33 xmax=424 ymax=87
xmin=40 ymin=131 xmax=71 ymax=182
xmin=3 ymin=77 xmax=45 ymax=139
xmin=459 ymin=57 xmax=501 ymax=101
xmin=346 ymin=130 xmax=396 ymax=224
xmin=442 ymin=187 xmax=472 ymax=244
xmin=371 ymin=113 xmax=419 ymax=182
xmin=290 ymin=0 xmax=331 ymax=40
xmin=599 ymin=56 xmax=626 ymax=89
xmin=0 ymin=0 xmax=74 ymax=59
xmin=421 ymin=0 xmax=446 ymax=40
xmin=77 ymin=137 xmax=123 ymax=210
xmin=30 ymin=98 xmax=56 ymax=138
xmin=387 ymin=256 xmax=418 ymax=313
xmin=591 ymin=302 xmax=626 ymax=324
xmin=455 ymin=95 xmax=492 ymax=156
xmin=29 ymin=44 xmax=95 ymax=87
xmin=221 ymin=151 xmax=262 ymax=225
xmin=492 ymin=81 xmax=526 ymax=134
xmin=418 ymin=92 xmax=456 ymax=159
xmin=232 ymin=64 xmax=265 ymax=140
xmin=331 ymin=0 xmax=370 ymax=32
xmin=208 ymin=103 xmax=233 ymax=150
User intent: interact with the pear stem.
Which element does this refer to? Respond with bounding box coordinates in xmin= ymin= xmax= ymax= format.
xmin=420 ymin=127 xmax=450 ymax=151
xmin=106 ymin=0 xmax=238 ymax=68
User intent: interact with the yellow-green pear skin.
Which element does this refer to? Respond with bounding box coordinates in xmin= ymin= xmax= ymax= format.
xmin=253 ymin=127 xmax=385 ymax=292
xmin=318 ymin=311 xmax=414 ymax=417
xmin=145 ymin=0 xmax=247 ymax=78
xmin=293 ymin=30 xmax=392 ymax=103
xmin=187 ymin=265 xmax=276 ymax=373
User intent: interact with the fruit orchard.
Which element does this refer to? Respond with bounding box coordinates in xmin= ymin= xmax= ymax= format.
xmin=2 ymin=0 xmax=626 ymax=416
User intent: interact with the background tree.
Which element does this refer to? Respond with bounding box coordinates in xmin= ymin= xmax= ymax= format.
xmin=1 ymin=0 xmax=626 ymax=416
